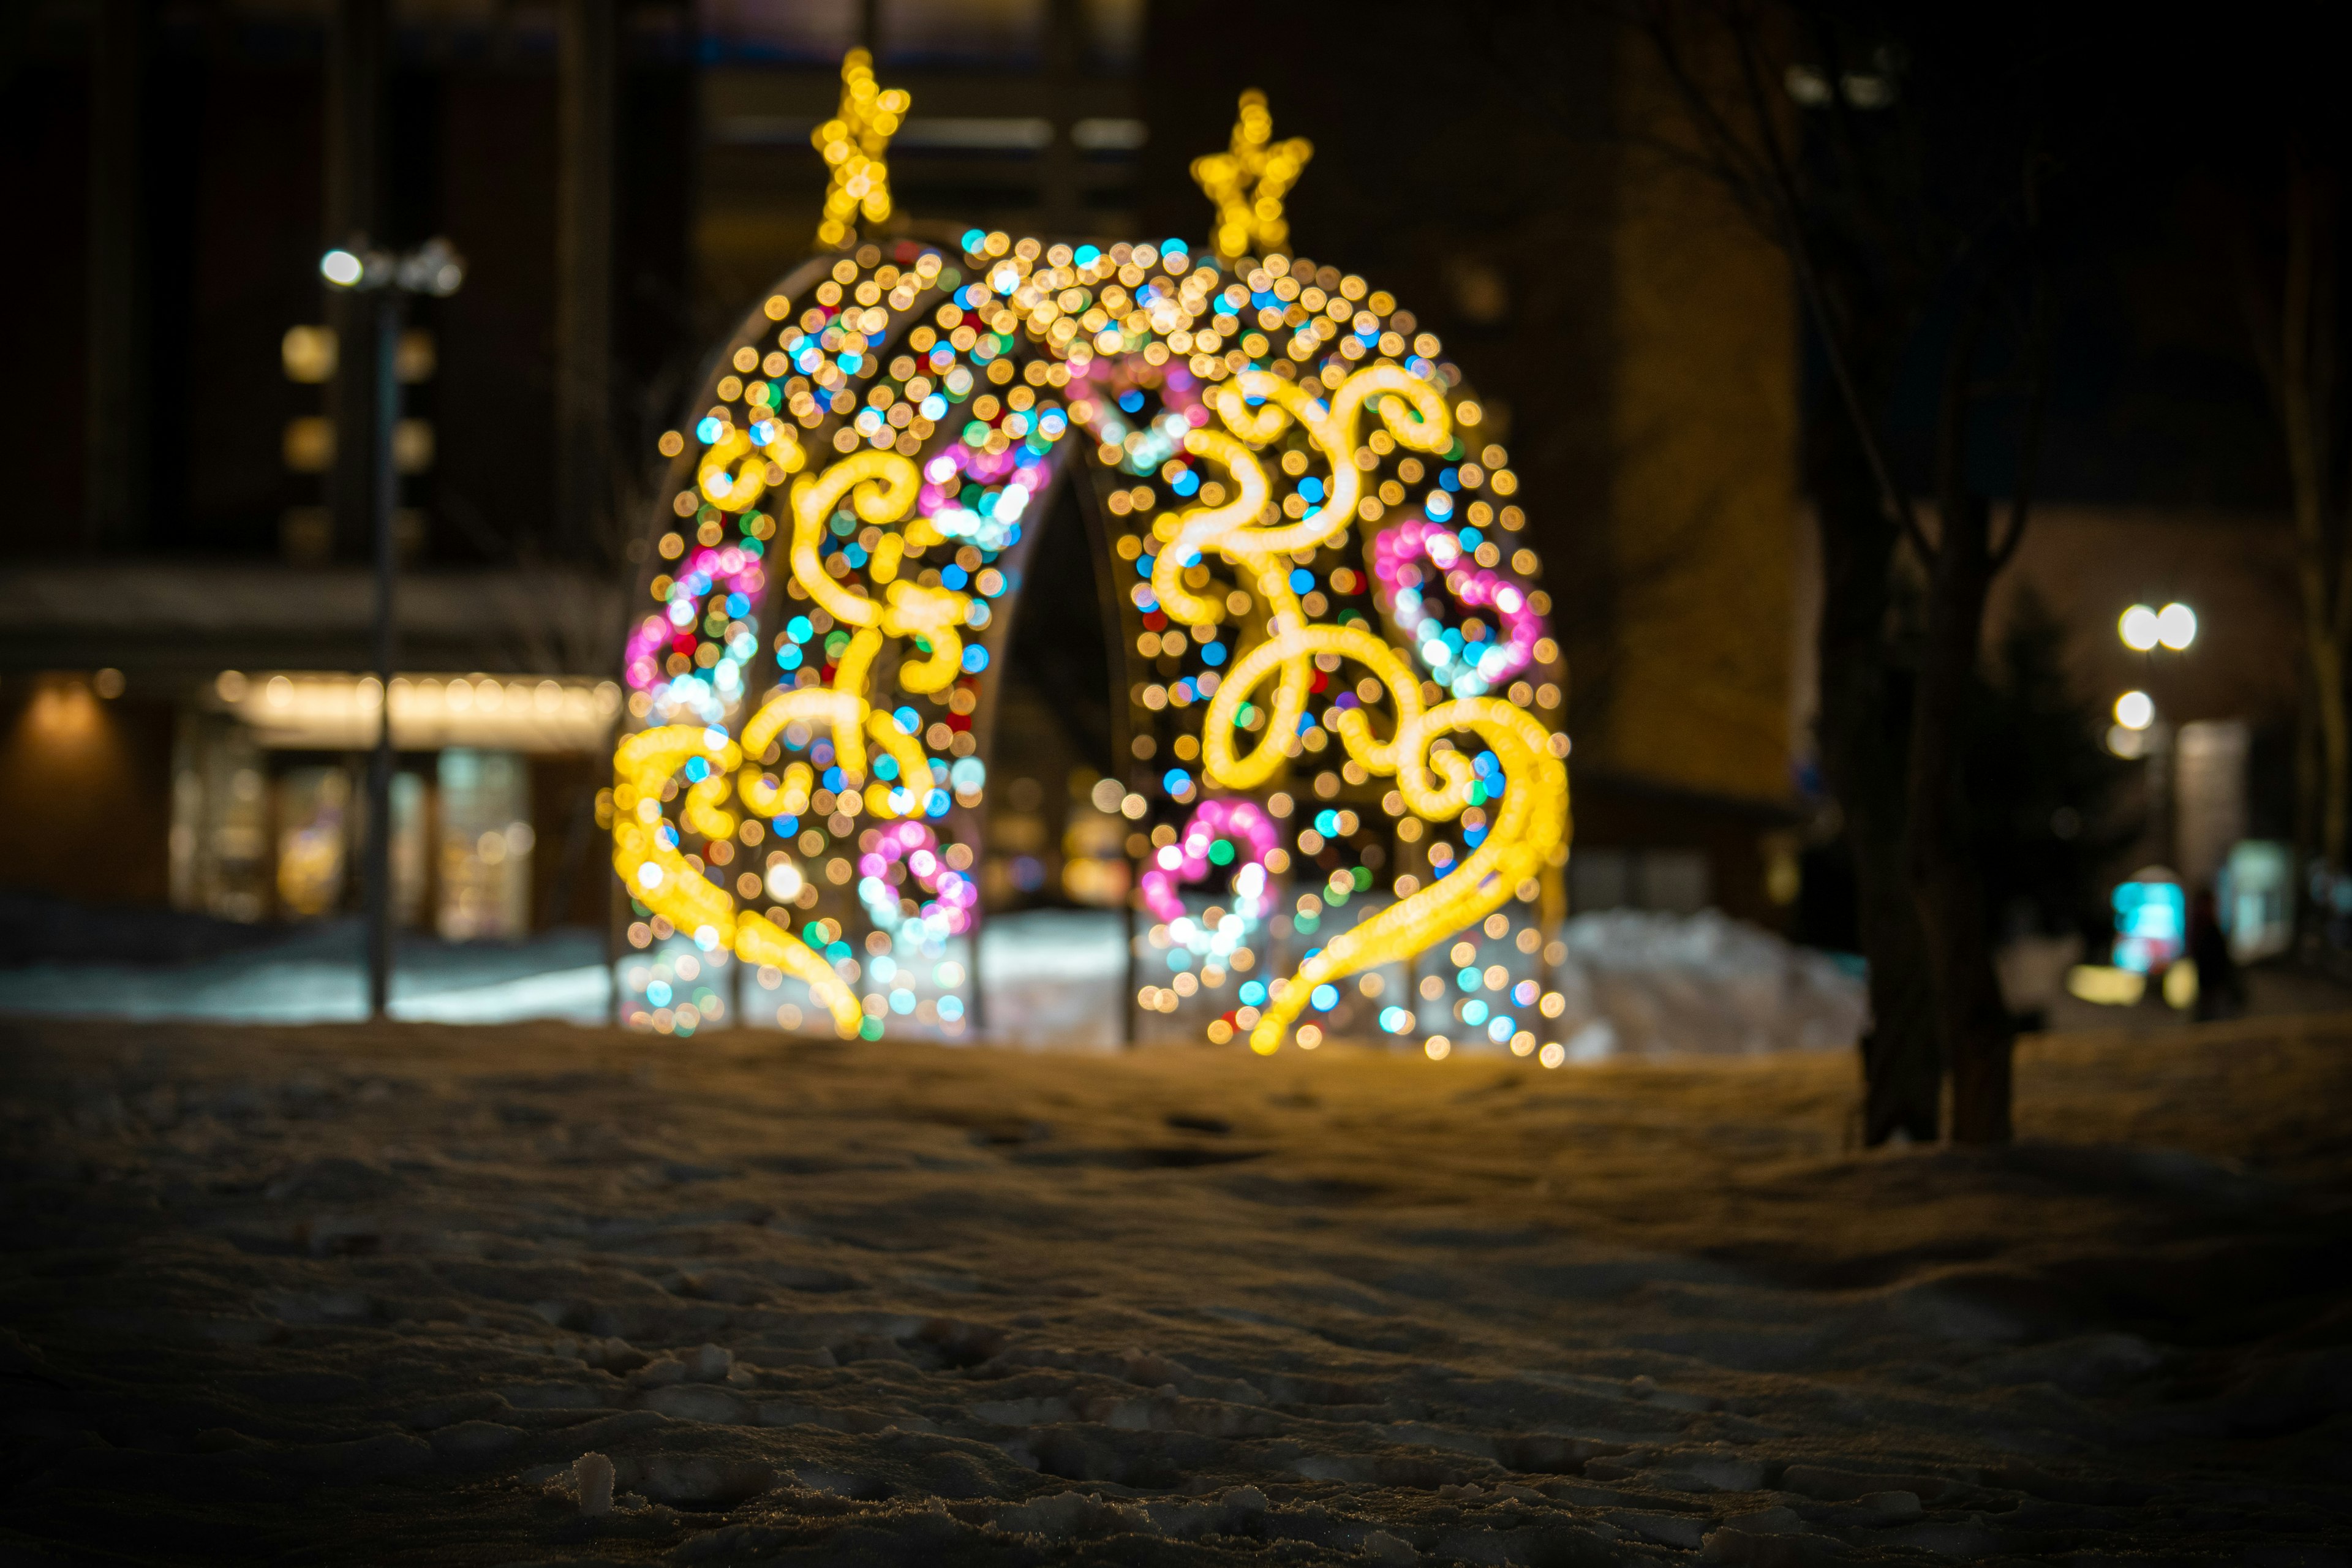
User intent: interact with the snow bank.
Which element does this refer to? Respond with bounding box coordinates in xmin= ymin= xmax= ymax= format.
xmin=974 ymin=909 xmax=1126 ymax=1051
xmin=1550 ymin=910 xmax=1867 ymax=1060
xmin=0 ymin=905 xmax=1866 ymax=1058
xmin=0 ymin=921 xmax=611 ymax=1025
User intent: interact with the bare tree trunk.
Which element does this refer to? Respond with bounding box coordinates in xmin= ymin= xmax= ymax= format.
xmin=1853 ymin=804 xmax=1942 ymax=1139
xmin=1907 ymin=492 xmax=2013 ymax=1143
xmin=2242 ymin=158 xmax=2345 ymax=914
xmin=1623 ymin=0 xmax=2046 ymax=1142
xmin=1811 ymin=414 xmax=1940 ymax=1142
xmin=2281 ymin=167 xmax=2347 ymax=874
xmin=2310 ymin=638 xmax=2350 ymax=873
xmin=2295 ymin=677 xmax=2321 ymax=952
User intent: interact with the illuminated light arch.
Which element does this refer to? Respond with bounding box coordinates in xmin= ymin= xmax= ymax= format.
xmin=611 ymin=100 xmax=1571 ymax=1056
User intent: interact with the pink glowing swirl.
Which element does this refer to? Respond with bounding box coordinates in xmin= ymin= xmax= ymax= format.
xmin=1140 ymin=797 xmax=1280 ymax=923
xmin=857 ymin=817 xmax=979 ymax=937
xmin=625 ymin=544 xmax=769 ymax=691
xmin=1368 ymin=517 xmax=1545 ymax=688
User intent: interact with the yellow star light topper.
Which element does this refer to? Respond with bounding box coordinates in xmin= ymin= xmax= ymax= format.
xmin=813 ymin=49 xmax=910 ymax=251
xmin=1190 ymin=89 xmax=1313 ymax=262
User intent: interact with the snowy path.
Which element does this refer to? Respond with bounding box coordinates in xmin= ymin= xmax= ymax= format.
xmin=2 ymin=1016 xmax=2348 ymax=1564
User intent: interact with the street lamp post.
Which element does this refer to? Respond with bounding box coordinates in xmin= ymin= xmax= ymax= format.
xmin=321 ymin=236 xmax=464 ymax=1020
xmin=2111 ymin=600 xmax=2201 ymax=757
xmin=2113 ymin=600 xmax=2201 ymax=883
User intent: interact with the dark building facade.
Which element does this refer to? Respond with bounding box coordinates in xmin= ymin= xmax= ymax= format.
xmin=2 ymin=0 xmax=1836 ymax=943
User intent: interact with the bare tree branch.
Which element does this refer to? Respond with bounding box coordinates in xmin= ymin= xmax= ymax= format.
xmin=1993 ymin=146 xmax=2052 ymax=571
xmin=1932 ymin=268 xmax=2002 ymax=551
xmin=1708 ymin=0 xmax=1929 ymax=558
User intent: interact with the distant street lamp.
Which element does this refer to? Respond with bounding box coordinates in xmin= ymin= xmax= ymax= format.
xmin=2119 ymin=601 xmax=2197 ymax=653
xmin=2115 ymin=690 xmax=2155 ymax=731
xmin=321 ymin=235 xmax=464 ymax=1021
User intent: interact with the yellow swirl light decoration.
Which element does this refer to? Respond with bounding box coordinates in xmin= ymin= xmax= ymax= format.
xmin=788 ymin=449 xmax=921 ymax=629
xmin=1151 ymin=361 xmax=1567 ymax=1049
xmin=697 ymin=421 xmax=804 ymax=512
xmin=611 ymin=726 xmax=865 ymax=1039
xmin=1155 ymin=364 xmax=1451 ymax=627
xmin=611 ymin=436 xmax=984 ymax=1036
xmin=1202 ymin=626 xmax=1567 ymax=1053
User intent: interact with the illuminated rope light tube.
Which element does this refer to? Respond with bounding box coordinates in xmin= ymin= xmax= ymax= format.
xmin=1204 ymin=623 xmax=1568 ymax=1054
xmin=612 ymin=724 xmax=862 ymax=1036
xmin=613 ymin=80 xmax=1569 ymax=1054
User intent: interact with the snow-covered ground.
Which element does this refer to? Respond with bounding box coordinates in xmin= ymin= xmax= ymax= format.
xmin=1549 ymin=911 xmax=1868 ymax=1061
xmin=0 ymin=908 xmax=1871 ymax=1063
xmin=0 ymin=919 xmax=617 ymax=1025
xmin=2 ymin=1011 xmax=2348 ymax=1563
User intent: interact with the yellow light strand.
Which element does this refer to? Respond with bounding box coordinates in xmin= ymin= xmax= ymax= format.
xmin=1189 ymin=90 xmax=1313 ymax=262
xmin=1202 ymin=625 xmax=1570 ymax=1054
xmin=612 ymin=437 xmax=986 ymax=1038
xmin=812 ymin=48 xmax=910 ymax=252
xmin=697 ymin=421 xmax=805 ymax=513
xmin=609 ymin=723 xmax=865 ymax=1040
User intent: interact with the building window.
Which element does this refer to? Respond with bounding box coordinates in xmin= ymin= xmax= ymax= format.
xmin=437 ymin=748 xmax=533 ymax=939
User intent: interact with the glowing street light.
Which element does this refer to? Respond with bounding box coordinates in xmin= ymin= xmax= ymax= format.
xmin=2119 ymin=601 xmax=2197 ymax=652
xmin=2115 ymin=690 xmax=2155 ymax=731
xmin=319 ymin=236 xmax=464 ymax=300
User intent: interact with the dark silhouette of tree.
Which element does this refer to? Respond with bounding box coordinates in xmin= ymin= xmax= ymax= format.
xmin=1623 ymin=0 xmax=2061 ymax=1140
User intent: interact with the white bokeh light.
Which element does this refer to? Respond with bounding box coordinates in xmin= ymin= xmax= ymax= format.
xmin=2119 ymin=604 xmax=2160 ymax=651
xmin=2114 ymin=690 xmax=2155 ymax=731
xmin=2157 ymin=602 xmax=2197 ymax=650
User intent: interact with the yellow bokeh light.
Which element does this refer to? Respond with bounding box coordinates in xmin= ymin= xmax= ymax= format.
xmin=1190 ymin=90 xmax=1313 ymax=262
xmin=812 ymin=48 xmax=910 ymax=252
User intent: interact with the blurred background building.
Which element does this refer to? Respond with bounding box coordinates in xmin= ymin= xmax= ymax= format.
xmin=0 ymin=0 xmax=2306 ymax=973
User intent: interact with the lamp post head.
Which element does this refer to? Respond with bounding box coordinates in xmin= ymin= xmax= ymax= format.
xmin=320 ymin=247 xmax=367 ymax=288
xmin=320 ymin=236 xmax=464 ymax=296
xmin=2119 ymin=600 xmax=2197 ymax=653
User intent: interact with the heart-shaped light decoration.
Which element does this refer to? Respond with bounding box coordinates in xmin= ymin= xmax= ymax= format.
xmin=625 ymin=543 xmax=767 ymax=713
xmin=1369 ymin=517 xmax=1546 ymax=698
xmin=858 ymin=817 xmax=978 ymax=952
xmin=1142 ymin=797 xmax=1279 ymax=977
xmin=1140 ymin=797 xmax=1278 ymax=922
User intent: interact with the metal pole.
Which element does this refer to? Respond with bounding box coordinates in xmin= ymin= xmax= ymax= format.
xmin=365 ymin=290 xmax=403 ymax=1019
xmin=326 ymin=0 xmax=386 ymax=560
